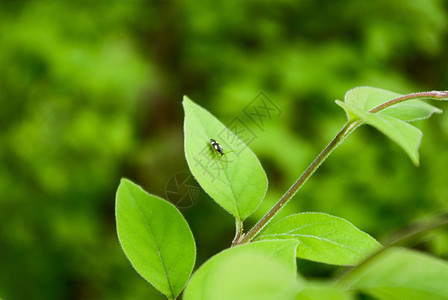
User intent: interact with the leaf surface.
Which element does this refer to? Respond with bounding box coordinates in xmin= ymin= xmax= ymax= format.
xmin=116 ymin=179 xmax=196 ymax=299
xmin=347 ymin=247 xmax=448 ymax=300
xmin=296 ymin=282 xmax=354 ymax=300
xmin=184 ymin=240 xmax=301 ymax=300
xmin=344 ymin=86 xmax=441 ymax=121
xmin=336 ymin=100 xmax=422 ymax=165
xmin=257 ymin=212 xmax=381 ymax=266
xmin=183 ymin=96 xmax=268 ymax=221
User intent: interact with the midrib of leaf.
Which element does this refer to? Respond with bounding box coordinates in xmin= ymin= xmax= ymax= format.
xmin=279 ymin=223 xmax=346 ymax=238
xmin=261 ymin=233 xmax=357 ymax=252
xmin=219 ymin=158 xmax=242 ymax=219
xmin=124 ymin=184 xmax=174 ymax=298
xmin=280 ymin=221 xmax=329 ymax=233
xmin=190 ymin=108 xmax=241 ymax=218
xmin=260 ymin=221 xmax=334 ymax=239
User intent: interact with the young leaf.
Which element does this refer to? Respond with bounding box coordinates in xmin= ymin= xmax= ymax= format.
xmin=346 ymin=247 xmax=448 ymax=300
xmin=184 ymin=240 xmax=301 ymax=300
xmin=256 ymin=212 xmax=381 ymax=266
xmin=345 ymin=86 xmax=402 ymax=111
xmin=344 ymin=86 xmax=441 ymax=121
xmin=116 ymin=179 xmax=196 ymax=300
xmin=378 ymin=100 xmax=442 ymax=122
xmin=336 ymin=100 xmax=422 ymax=166
xmin=183 ymin=96 xmax=268 ymax=221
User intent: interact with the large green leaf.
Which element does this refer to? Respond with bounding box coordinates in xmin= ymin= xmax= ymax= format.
xmin=336 ymin=100 xmax=422 ymax=165
xmin=344 ymin=87 xmax=441 ymax=121
xmin=183 ymin=96 xmax=268 ymax=221
xmin=184 ymin=240 xmax=301 ymax=300
xmin=116 ymin=179 xmax=196 ymax=300
xmin=256 ymin=212 xmax=381 ymax=266
xmin=296 ymin=282 xmax=354 ymax=300
xmin=346 ymin=247 xmax=448 ymax=300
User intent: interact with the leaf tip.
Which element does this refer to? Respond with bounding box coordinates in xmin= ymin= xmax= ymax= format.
xmin=118 ymin=177 xmax=133 ymax=189
xmin=183 ymin=95 xmax=192 ymax=104
xmin=408 ymin=150 xmax=421 ymax=167
xmin=412 ymin=158 xmax=420 ymax=167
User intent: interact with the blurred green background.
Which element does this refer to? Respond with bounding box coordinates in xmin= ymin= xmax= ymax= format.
xmin=1 ymin=0 xmax=448 ymax=299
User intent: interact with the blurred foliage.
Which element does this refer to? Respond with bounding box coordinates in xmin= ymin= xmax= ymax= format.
xmin=1 ymin=0 xmax=448 ymax=299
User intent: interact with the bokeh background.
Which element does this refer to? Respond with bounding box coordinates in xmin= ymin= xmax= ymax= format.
xmin=1 ymin=0 xmax=448 ymax=299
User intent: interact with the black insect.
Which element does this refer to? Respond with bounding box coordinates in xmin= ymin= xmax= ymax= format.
xmin=210 ymin=139 xmax=224 ymax=156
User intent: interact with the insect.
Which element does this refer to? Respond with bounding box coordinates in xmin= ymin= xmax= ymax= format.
xmin=210 ymin=139 xmax=225 ymax=156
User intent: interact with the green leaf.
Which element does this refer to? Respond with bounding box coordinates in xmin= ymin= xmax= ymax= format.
xmin=296 ymin=282 xmax=354 ymax=300
xmin=347 ymin=247 xmax=448 ymax=300
xmin=184 ymin=240 xmax=301 ymax=300
xmin=183 ymin=96 xmax=268 ymax=221
xmin=256 ymin=212 xmax=381 ymax=266
xmin=116 ymin=179 xmax=196 ymax=299
xmin=344 ymin=86 xmax=442 ymax=121
xmin=378 ymin=100 xmax=442 ymax=122
xmin=345 ymin=86 xmax=402 ymax=111
xmin=336 ymin=100 xmax=422 ymax=166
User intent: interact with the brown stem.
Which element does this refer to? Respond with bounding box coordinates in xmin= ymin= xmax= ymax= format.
xmin=236 ymin=91 xmax=448 ymax=246
xmin=369 ymin=90 xmax=448 ymax=113
xmin=235 ymin=89 xmax=448 ymax=246
xmin=232 ymin=220 xmax=244 ymax=246
xmin=236 ymin=120 xmax=361 ymax=245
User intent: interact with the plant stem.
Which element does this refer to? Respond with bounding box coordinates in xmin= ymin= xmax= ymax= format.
xmin=235 ymin=90 xmax=448 ymax=246
xmin=232 ymin=220 xmax=244 ymax=246
xmin=370 ymin=90 xmax=448 ymax=113
xmin=236 ymin=120 xmax=362 ymax=245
